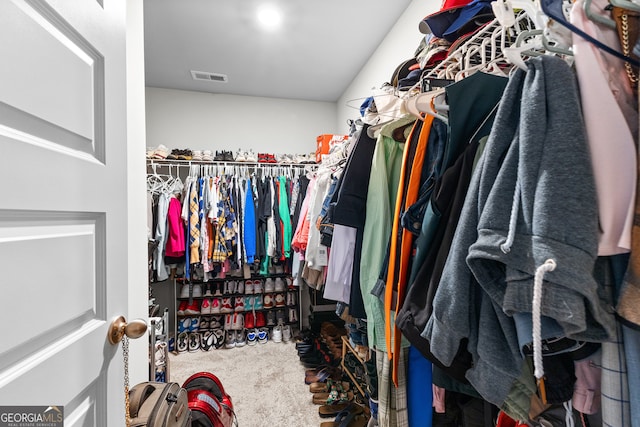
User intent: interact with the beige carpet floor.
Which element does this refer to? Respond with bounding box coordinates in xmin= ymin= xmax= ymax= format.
xmin=168 ymin=339 xmax=329 ymax=426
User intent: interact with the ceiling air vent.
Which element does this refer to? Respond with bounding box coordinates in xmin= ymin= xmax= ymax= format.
xmin=190 ymin=70 xmax=228 ymax=83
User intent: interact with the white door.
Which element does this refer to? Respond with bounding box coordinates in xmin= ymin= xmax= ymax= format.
xmin=0 ymin=0 xmax=133 ymax=425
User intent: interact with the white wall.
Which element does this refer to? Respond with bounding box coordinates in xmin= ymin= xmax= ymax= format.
xmin=127 ymin=0 xmax=150 ymax=384
xmin=336 ymin=0 xmax=440 ymax=130
xmin=146 ymin=88 xmax=339 ymax=155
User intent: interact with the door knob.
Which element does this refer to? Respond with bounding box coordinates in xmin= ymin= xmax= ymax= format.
xmin=108 ymin=315 xmax=148 ymax=345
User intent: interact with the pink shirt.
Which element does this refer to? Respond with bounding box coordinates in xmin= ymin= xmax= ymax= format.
xmin=571 ymin=0 xmax=638 ymax=255
xmin=165 ymin=196 xmax=186 ymax=257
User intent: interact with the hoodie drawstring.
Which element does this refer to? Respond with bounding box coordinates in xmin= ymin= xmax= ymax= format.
xmin=501 ymin=177 xmax=520 ymax=254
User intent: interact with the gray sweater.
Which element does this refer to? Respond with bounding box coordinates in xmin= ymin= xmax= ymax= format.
xmin=423 ymin=55 xmax=616 ymax=407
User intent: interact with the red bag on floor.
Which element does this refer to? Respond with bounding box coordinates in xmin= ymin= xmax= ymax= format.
xmin=182 ymin=372 xmax=235 ymax=427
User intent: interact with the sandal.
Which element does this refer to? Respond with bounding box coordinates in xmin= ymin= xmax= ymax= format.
xmin=319 ymin=403 xmax=351 ymax=418
xmin=313 ymin=391 xmax=354 ymax=405
xmin=319 ymin=404 xmax=365 ymax=427
xmin=310 ymin=381 xmax=350 ymax=393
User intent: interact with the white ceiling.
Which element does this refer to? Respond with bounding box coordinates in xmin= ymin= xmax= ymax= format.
xmin=143 ymin=0 xmax=413 ymax=102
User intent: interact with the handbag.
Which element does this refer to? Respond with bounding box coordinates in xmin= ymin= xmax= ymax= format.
xmin=128 ymin=382 xmax=191 ymax=427
xmin=612 ymin=5 xmax=640 ymax=87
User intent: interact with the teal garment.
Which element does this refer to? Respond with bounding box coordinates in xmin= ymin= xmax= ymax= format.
xmin=278 ymin=176 xmax=292 ymax=258
xmin=360 ymin=116 xmax=412 ymax=351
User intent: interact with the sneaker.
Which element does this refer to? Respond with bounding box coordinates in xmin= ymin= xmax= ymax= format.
xmin=257 ymin=327 xmax=269 ymax=344
xmin=275 ymin=293 xmax=285 ymax=307
xmin=225 ymin=330 xmax=236 ymax=349
xmin=177 ymin=301 xmax=188 ymax=315
xmin=235 ymin=149 xmax=246 ymax=162
xmin=188 ymin=332 xmax=200 ymax=352
xmin=180 ymin=283 xmax=190 ymax=299
xmin=244 ymin=295 xmax=254 ymax=311
xmin=288 ymin=307 xmax=298 ymax=323
xmin=282 ymin=325 xmax=292 ymax=342
xmin=245 ymin=280 xmax=254 ymax=294
xmin=253 ymin=279 xmax=264 ymax=294
xmin=204 ymin=283 xmax=213 ymax=297
xmin=275 ymin=265 xmax=285 ymax=274
xmin=213 ymin=282 xmax=223 ymax=297
xmin=210 ymin=298 xmax=222 ymax=314
xmin=202 ymin=150 xmax=214 ymax=162
xmin=210 ymin=315 xmax=223 ymax=330
xmin=201 ymin=331 xmax=214 ymax=351
xmin=246 ymin=149 xmax=257 ymax=162
xmin=274 ymin=277 xmax=285 ymax=292
xmin=286 ymin=291 xmax=296 ymax=306
xmin=192 ymin=150 xmax=203 ymax=161
xmin=253 ymin=295 xmax=264 ymax=310
xmin=235 ymin=329 xmax=247 ymax=347
xmin=201 ymin=298 xmax=212 ymax=314
xmin=234 ymin=296 xmax=245 ymax=312
xmin=190 ymin=316 xmax=201 ymax=332
xmin=264 ymin=294 xmax=274 ymax=309
xmin=227 ymin=280 xmax=237 ymax=294
xmin=178 ymin=317 xmax=191 ymax=333
xmin=184 ymin=301 xmax=201 ymax=315
xmin=266 ymin=310 xmax=276 ymax=326
xmin=200 ymin=316 xmax=211 ymax=330
xmin=255 ymin=311 xmax=266 ymax=328
xmin=272 ymin=325 xmax=283 ymax=343
xmin=276 ymin=309 xmax=286 ymax=325
xmin=265 ymin=278 xmax=275 ymax=293
xmin=224 ymin=314 xmax=234 ymax=331
xmin=285 ymin=277 xmax=294 ymax=288
xmin=177 ymin=332 xmax=189 ymax=353
xmin=192 ymin=284 xmax=203 ymax=298
xmin=220 ymin=297 xmax=234 ymax=314
xmin=236 ymin=280 xmax=244 ymax=294
xmin=213 ymin=328 xmax=225 ymax=349
xmin=247 ymin=329 xmax=258 ymax=346
xmin=245 ymin=311 xmax=255 ymax=329
xmin=232 ymin=313 xmax=245 ymax=330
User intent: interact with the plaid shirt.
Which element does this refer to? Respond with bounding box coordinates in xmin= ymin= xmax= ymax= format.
xmin=376 ymin=348 xmax=409 ymax=427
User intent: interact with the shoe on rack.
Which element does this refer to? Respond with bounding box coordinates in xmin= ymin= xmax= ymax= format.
xmin=254 ymin=279 xmax=264 ymax=294
xmin=275 ymin=293 xmax=286 ymax=308
xmin=188 ymin=332 xmax=200 ymax=352
xmin=244 ymin=295 xmax=254 ymax=311
xmin=275 ymin=277 xmax=285 ymax=292
xmin=264 ymin=294 xmax=274 ymax=309
xmin=177 ymin=332 xmax=189 ymax=353
xmin=210 ymin=315 xmax=223 ymax=330
xmin=201 ymin=331 xmax=215 ymax=351
xmin=287 ymin=291 xmax=297 ymax=306
xmin=282 ymin=325 xmax=292 ymax=342
xmin=225 ymin=330 xmax=236 ymax=349
xmin=245 ymin=280 xmax=254 ymax=294
xmin=289 ymin=307 xmax=298 ymax=323
xmin=267 ymin=310 xmax=276 ymax=327
xmin=204 ymin=283 xmax=213 ymax=297
xmin=184 ymin=301 xmax=201 ymax=315
xmin=210 ymin=298 xmax=222 ymax=314
xmin=235 ymin=329 xmax=247 ymax=347
xmin=178 ymin=317 xmax=191 ymax=333
xmin=220 ymin=297 xmax=234 ymax=314
xmin=193 ymin=284 xmax=203 ymax=298
xmin=246 ymin=149 xmax=258 ymax=162
xmin=256 ymin=311 xmax=266 ymax=328
xmin=180 ymin=283 xmax=190 ymax=299
xmin=234 ymin=296 xmax=245 ymax=312
xmin=224 ymin=314 xmax=234 ymax=331
xmin=245 ymin=311 xmax=255 ymax=329
xmin=253 ymin=295 xmax=264 ymax=310
xmin=276 ymin=309 xmax=286 ymax=325
xmin=235 ymin=149 xmax=246 ymax=162
xmin=201 ymin=298 xmax=212 ymax=315
xmin=258 ymin=153 xmax=268 ymax=163
xmin=200 ymin=316 xmax=211 ymax=331
xmin=265 ymin=278 xmax=275 ymax=293
xmin=177 ymin=301 xmax=188 ymax=316
xmin=275 ymin=265 xmax=285 ymax=274
xmin=232 ymin=313 xmax=245 ymax=330
xmin=214 ymin=150 xmax=225 ymax=162
xmin=236 ymin=280 xmax=244 ymax=294
xmin=257 ymin=327 xmax=269 ymax=344
xmin=247 ymin=329 xmax=258 ymax=346
xmin=192 ymin=150 xmax=203 ymax=161
xmin=190 ymin=316 xmax=201 ymax=332
xmin=213 ymin=283 xmax=223 ymax=297
xmin=202 ymin=150 xmax=214 ymax=162
xmin=224 ymin=150 xmax=235 ymax=162
xmin=272 ymin=325 xmax=283 ymax=343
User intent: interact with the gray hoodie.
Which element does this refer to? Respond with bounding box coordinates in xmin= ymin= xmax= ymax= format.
xmin=423 ymin=55 xmax=616 ymax=407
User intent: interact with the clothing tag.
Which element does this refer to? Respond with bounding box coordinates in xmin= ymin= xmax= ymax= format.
xmin=317 ymin=245 xmax=328 ymax=266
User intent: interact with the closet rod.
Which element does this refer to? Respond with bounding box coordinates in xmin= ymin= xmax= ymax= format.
xmin=147 ymin=159 xmax=316 ymax=168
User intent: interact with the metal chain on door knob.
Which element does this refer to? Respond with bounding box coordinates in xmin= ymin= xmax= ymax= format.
xmin=123 ymin=336 xmax=131 ymax=427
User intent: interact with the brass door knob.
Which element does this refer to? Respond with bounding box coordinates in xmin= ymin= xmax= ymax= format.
xmin=108 ymin=315 xmax=148 ymax=345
